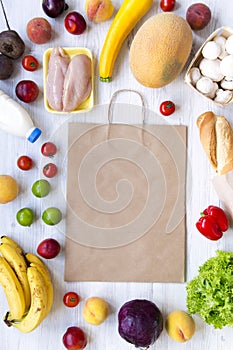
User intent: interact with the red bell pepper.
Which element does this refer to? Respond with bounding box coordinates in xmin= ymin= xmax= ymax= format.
xmin=196 ymin=205 xmax=229 ymax=241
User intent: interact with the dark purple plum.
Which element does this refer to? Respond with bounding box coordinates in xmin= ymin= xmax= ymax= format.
xmin=42 ymin=0 xmax=68 ymax=18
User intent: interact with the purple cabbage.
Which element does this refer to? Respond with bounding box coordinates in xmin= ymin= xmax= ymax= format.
xmin=118 ymin=299 xmax=163 ymax=348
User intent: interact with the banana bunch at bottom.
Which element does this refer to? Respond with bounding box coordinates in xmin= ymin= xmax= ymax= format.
xmin=0 ymin=236 xmax=54 ymax=333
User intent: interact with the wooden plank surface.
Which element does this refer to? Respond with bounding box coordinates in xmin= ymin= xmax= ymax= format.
xmin=0 ymin=0 xmax=233 ymax=349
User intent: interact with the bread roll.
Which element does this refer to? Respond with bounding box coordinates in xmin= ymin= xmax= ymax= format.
xmin=197 ymin=111 xmax=233 ymax=175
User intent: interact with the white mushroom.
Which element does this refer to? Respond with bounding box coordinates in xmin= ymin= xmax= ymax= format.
xmin=213 ymin=35 xmax=228 ymax=59
xmin=220 ymin=54 xmax=233 ymax=77
xmin=188 ymin=67 xmax=202 ymax=85
xmin=199 ymin=58 xmax=224 ymax=82
xmin=220 ymin=76 xmax=233 ymax=90
xmin=225 ymin=34 xmax=233 ymax=55
xmin=214 ymin=89 xmax=233 ymax=104
xmin=196 ymin=77 xmax=218 ymax=97
xmin=202 ymin=41 xmax=221 ymax=60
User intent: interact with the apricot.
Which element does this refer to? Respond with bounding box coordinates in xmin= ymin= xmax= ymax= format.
xmin=85 ymin=0 xmax=114 ymax=23
xmin=26 ymin=17 xmax=52 ymax=44
xmin=83 ymin=297 xmax=108 ymax=325
xmin=165 ymin=310 xmax=195 ymax=342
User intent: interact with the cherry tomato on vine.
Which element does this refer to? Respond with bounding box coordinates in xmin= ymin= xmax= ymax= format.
xmin=41 ymin=142 xmax=57 ymax=157
xmin=63 ymin=292 xmax=80 ymax=308
xmin=159 ymin=100 xmax=176 ymax=116
xmin=17 ymin=155 xmax=33 ymax=170
xmin=160 ymin=0 xmax=176 ymax=12
xmin=22 ymin=55 xmax=39 ymax=71
xmin=43 ymin=163 xmax=57 ymax=178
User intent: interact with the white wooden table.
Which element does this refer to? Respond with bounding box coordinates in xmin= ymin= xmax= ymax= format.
xmin=0 ymin=0 xmax=233 ymax=349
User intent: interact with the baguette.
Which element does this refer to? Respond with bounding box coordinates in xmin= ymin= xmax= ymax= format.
xmin=197 ymin=111 xmax=233 ymax=175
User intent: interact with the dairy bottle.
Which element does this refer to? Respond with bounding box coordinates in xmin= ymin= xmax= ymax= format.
xmin=0 ymin=90 xmax=41 ymax=143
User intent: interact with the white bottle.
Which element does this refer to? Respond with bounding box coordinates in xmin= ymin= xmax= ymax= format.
xmin=0 ymin=90 xmax=41 ymax=143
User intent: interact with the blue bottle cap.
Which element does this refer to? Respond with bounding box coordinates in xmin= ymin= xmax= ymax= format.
xmin=27 ymin=127 xmax=42 ymax=143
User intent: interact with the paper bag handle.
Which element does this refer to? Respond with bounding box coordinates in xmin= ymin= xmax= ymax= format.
xmin=108 ymin=89 xmax=146 ymax=124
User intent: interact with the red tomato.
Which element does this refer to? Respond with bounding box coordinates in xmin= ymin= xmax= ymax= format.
xmin=160 ymin=0 xmax=176 ymax=11
xmin=43 ymin=163 xmax=57 ymax=178
xmin=22 ymin=55 xmax=39 ymax=71
xmin=17 ymin=155 xmax=33 ymax=171
xmin=41 ymin=142 xmax=57 ymax=157
xmin=63 ymin=292 xmax=80 ymax=308
xmin=159 ymin=100 xmax=176 ymax=116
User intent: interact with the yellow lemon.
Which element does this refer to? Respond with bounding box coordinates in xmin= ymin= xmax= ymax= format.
xmin=0 ymin=175 xmax=19 ymax=204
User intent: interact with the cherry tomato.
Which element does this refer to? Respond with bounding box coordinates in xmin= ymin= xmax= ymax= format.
xmin=63 ymin=292 xmax=80 ymax=308
xmin=159 ymin=100 xmax=176 ymax=116
xmin=41 ymin=142 xmax=57 ymax=157
xmin=43 ymin=163 xmax=57 ymax=178
xmin=17 ymin=155 xmax=33 ymax=170
xmin=22 ymin=55 xmax=39 ymax=71
xmin=15 ymin=80 xmax=39 ymax=103
xmin=160 ymin=0 xmax=176 ymax=12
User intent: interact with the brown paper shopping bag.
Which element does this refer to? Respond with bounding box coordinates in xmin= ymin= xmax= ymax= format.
xmin=65 ymin=90 xmax=187 ymax=283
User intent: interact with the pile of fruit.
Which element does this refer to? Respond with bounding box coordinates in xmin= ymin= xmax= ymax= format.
xmin=0 ymin=0 xmax=231 ymax=349
xmin=0 ymin=236 xmax=53 ymax=333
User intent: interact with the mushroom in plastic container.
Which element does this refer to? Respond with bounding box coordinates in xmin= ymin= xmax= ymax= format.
xmin=188 ymin=67 xmax=201 ymax=85
xmin=225 ymin=35 xmax=233 ymax=55
xmin=220 ymin=55 xmax=233 ymax=77
xmin=199 ymin=58 xmax=224 ymax=82
xmin=202 ymin=41 xmax=221 ymax=60
xmin=196 ymin=76 xmax=218 ymax=98
xmin=214 ymin=89 xmax=233 ymax=104
xmin=118 ymin=299 xmax=163 ymax=349
xmin=221 ymin=76 xmax=233 ymax=90
xmin=214 ymin=36 xmax=228 ymax=59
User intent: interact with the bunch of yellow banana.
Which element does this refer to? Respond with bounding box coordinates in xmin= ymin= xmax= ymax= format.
xmin=0 ymin=236 xmax=54 ymax=333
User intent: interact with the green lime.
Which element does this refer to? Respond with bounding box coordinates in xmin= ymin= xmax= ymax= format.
xmin=42 ymin=207 xmax=62 ymax=226
xmin=16 ymin=208 xmax=34 ymax=227
xmin=32 ymin=179 xmax=50 ymax=198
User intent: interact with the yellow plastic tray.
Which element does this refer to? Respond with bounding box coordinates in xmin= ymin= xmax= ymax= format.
xmin=43 ymin=47 xmax=94 ymax=114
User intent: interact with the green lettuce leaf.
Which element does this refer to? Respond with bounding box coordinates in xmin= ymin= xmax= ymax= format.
xmin=186 ymin=250 xmax=233 ymax=329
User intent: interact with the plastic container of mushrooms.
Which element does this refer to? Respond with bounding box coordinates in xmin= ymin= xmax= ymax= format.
xmin=185 ymin=26 xmax=233 ymax=106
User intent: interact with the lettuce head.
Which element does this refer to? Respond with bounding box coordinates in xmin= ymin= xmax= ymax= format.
xmin=186 ymin=250 xmax=233 ymax=329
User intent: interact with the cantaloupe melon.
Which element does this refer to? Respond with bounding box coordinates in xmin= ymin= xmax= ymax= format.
xmin=129 ymin=13 xmax=193 ymax=88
